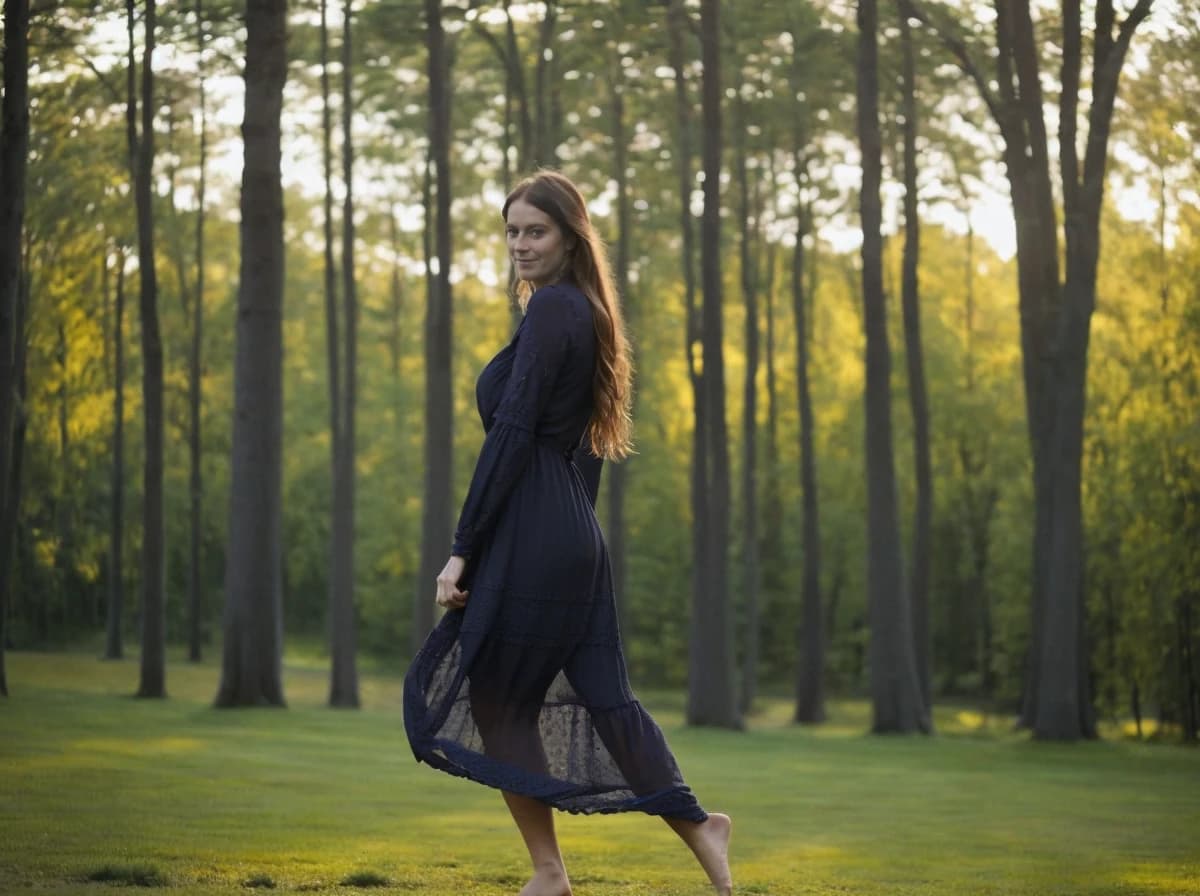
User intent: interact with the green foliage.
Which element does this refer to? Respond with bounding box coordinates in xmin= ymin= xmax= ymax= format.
xmin=7 ymin=0 xmax=1198 ymax=729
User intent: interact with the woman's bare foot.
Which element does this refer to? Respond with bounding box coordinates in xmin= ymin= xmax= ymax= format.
xmin=667 ymin=812 xmax=733 ymax=895
xmin=517 ymin=865 xmax=572 ymax=896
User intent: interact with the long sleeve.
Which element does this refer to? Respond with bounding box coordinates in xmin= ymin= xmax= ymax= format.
xmin=451 ymin=288 xmax=574 ymax=558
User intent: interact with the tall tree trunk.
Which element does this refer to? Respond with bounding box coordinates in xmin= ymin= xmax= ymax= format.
xmin=106 ymin=249 xmax=128 ymax=660
xmin=607 ymin=58 xmax=630 ymax=641
xmin=898 ymin=8 xmax=933 ymax=713
xmin=689 ymin=0 xmax=740 ymax=730
xmin=188 ymin=0 xmax=208 ymax=664
xmin=0 ymin=0 xmax=30 ymax=697
xmin=735 ymin=95 xmax=761 ymax=714
xmin=415 ymin=0 xmax=454 ymax=655
xmin=2 ymin=271 xmax=27 ymax=667
xmin=761 ymin=154 xmax=783 ymax=625
xmin=329 ymin=0 xmax=360 ymax=708
xmin=788 ymin=28 xmax=825 ymax=725
xmin=905 ymin=0 xmax=1153 ymax=741
xmin=320 ymin=0 xmax=342 ymax=679
xmin=666 ymin=0 xmax=708 ymax=723
xmin=164 ymin=106 xmax=194 ymax=656
xmin=56 ymin=323 xmax=72 ymax=630
xmin=762 ymin=247 xmax=781 ymax=573
xmin=857 ymin=0 xmax=928 ymax=734
xmin=215 ymin=0 xmax=289 ymax=708
xmin=792 ymin=179 xmax=825 ymax=725
xmin=133 ymin=0 xmax=166 ymax=699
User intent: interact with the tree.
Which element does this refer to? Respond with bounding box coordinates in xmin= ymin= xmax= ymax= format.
xmin=666 ymin=0 xmax=709 ymax=715
xmin=903 ymin=0 xmax=1156 ymax=739
xmin=215 ymin=0 xmax=289 ymax=708
xmin=896 ymin=4 xmax=933 ymax=712
xmin=415 ymin=0 xmax=453 ymax=655
xmin=0 ymin=0 xmax=32 ymax=698
xmin=130 ymin=0 xmax=166 ymax=700
xmin=329 ymin=0 xmax=360 ymax=708
xmin=791 ymin=169 xmax=825 ymax=725
xmin=857 ymin=0 xmax=929 ymax=734
xmin=186 ymin=0 xmax=209 ymax=664
xmin=688 ymin=0 xmax=741 ymax=729
xmin=733 ymin=51 xmax=762 ymax=714
xmin=104 ymin=244 xmax=128 ymax=661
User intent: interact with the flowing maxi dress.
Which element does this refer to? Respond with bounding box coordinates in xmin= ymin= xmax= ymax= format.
xmin=403 ymin=281 xmax=707 ymax=821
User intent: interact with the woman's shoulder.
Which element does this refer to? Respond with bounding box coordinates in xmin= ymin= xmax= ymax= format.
xmin=526 ymin=282 xmax=591 ymax=326
xmin=529 ymin=281 xmax=588 ymax=307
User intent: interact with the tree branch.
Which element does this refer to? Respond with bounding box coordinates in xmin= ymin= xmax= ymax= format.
xmin=1094 ymin=0 xmax=1116 ymax=70
xmin=1060 ymin=0 xmax=1082 ymax=217
xmin=899 ymin=0 xmax=1003 ymax=126
xmin=1081 ymin=0 xmax=1155 ymax=195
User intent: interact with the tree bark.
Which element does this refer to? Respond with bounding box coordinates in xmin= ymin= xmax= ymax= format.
xmin=106 ymin=249 xmax=127 ymax=661
xmin=321 ymin=0 xmax=340 ymax=479
xmin=415 ymin=0 xmax=454 ymax=655
xmin=898 ymin=8 xmax=933 ymax=714
xmin=735 ymin=93 xmax=761 ymax=714
xmin=133 ymin=0 xmax=166 ymax=700
xmin=0 ymin=0 xmax=30 ymax=697
xmin=666 ymin=0 xmax=708 ymax=724
xmin=689 ymin=0 xmax=740 ymax=730
xmin=215 ymin=0 xmax=289 ymax=708
xmin=188 ymin=0 xmax=208 ymax=664
xmin=1 ymin=272 xmax=26 ymax=674
xmin=761 ymin=159 xmax=783 ymax=607
xmin=857 ymin=0 xmax=928 ymax=734
xmin=792 ymin=181 xmax=825 ymax=725
xmin=329 ymin=0 xmax=360 ymax=708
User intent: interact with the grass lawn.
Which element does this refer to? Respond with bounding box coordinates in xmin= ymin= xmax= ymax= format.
xmin=1 ymin=649 xmax=1198 ymax=895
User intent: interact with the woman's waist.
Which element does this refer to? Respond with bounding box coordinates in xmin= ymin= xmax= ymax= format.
xmin=532 ymin=429 xmax=584 ymax=459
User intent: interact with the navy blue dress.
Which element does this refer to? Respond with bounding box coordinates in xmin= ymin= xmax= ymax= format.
xmin=403 ymin=281 xmax=707 ymax=821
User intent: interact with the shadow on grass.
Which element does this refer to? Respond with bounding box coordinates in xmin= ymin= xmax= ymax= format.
xmin=86 ymin=864 xmax=169 ymax=887
xmin=339 ymin=870 xmax=390 ymax=888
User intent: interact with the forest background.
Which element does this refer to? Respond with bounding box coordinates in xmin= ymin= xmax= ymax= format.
xmin=1 ymin=0 xmax=1198 ymax=744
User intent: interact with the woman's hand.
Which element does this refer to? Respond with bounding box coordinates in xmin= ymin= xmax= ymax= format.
xmin=435 ymin=555 xmax=469 ymax=610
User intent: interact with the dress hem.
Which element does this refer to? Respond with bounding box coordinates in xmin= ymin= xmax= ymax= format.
xmin=406 ymin=731 xmax=709 ymax=823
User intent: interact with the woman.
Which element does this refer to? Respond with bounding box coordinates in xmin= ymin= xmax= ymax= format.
xmin=404 ymin=170 xmax=731 ymax=896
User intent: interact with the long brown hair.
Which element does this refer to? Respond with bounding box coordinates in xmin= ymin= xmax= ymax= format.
xmin=503 ymin=170 xmax=634 ymax=461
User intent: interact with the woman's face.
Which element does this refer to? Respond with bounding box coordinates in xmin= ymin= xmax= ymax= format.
xmin=506 ymin=198 xmax=570 ymax=289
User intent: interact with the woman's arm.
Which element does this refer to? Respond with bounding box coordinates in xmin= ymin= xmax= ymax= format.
xmin=450 ymin=286 xmax=575 ymax=559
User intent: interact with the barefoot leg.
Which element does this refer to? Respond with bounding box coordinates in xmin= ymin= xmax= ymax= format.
xmin=664 ymin=812 xmax=733 ymax=895
xmin=502 ymin=791 xmax=573 ymax=896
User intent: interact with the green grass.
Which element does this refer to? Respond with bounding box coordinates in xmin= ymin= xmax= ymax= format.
xmin=1 ymin=650 xmax=1198 ymax=895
